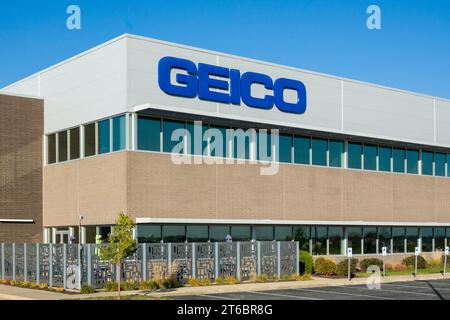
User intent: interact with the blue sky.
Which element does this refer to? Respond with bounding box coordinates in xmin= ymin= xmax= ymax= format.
xmin=0 ymin=0 xmax=449 ymax=99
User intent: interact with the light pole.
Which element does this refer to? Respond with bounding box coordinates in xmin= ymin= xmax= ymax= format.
xmin=78 ymin=215 xmax=84 ymax=244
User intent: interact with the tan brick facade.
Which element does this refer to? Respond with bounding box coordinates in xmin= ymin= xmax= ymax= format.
xmin=43 ymin=151 xmax=450 ymax=227
xmin=0 ymin=94 xmax=43 ymax=243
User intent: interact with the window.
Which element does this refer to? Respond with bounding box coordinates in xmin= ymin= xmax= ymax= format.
xmin=378 ymin=146 xmax=392 ymax=172
xmin=138 ymin=117 xmax=161 ymax=152
xmin=84 ymin=123 xmax=96 ymax=157
xmin=209 ymin=226 xmax=230 ymax=242
xmin=363 ymin=144 xmax=377 ymax=171
xmin=294 ymin=136 xmax=310 ymax=165
xmin=275 ymin=226 xmax=293 ymax=241
xmin=98 ymin=119 xmax=110 ymax=154
xmin=137 ymin=225 xmax=162 ymax=243
xmin=294 ymin=226 xmax=310 ymax=252
xmin=312 ymin=227 xmax=327 ymax=255
xmin=328 ymin=227 xmax=343 ymax=255
xmin=47 ymin=134 xmax=56 ymax=164
xmin=210 ymin=126 xmax=228 ymax=158
xmin=378 ymin=227 xmax=392 ymax=253
xmin=434 ymin=227 xmax=446 ymax=251
xmin=312 ymin=138 xmax=327 ymax=166
xmin=163 ymin=120 xmax=185 ymax=154
xmin=392 ymin=227 xmax=405 ymax=253
xmin=347 ymin=227 xmax=362 ymax=255
xmin=162 ymin=225 xmax=186 ymax=243
xmin=406 ymin=149 xmax=419 ymax=174
xmin=448 ymin=155 xmax=450 ymax=177
xmin=363 ymin=227 xmax=377 ymax=254
xmin=329 ymin=140 xmax=343 ymax=168
xmin=112 ymin=115 xmax=126 ymax=152
xmin=421 ymin=228 xmax=433 ymax=252
xmin=187 ymin=122 xmax=209 ymax=156
xmin=232 ymin=129 xmax=250 ymax=160
xmin=393 ymin=148 xmax=406 ymax=173
xmin=186 ymin=226 xmax=208 ymax=242
xmin=406 ymin=227 xmax=418 ymax=252
xmin=348 ymin=143 xmax=362 ymax=169
xmin=278 ymin=134 xmax=293 ymax=163
xmin=230 ymin=226 xmax=251 ymax=241
xmin=70 ymin=127 xmax=80 ymax=160
xmin=58 ymin=131 xmax=68 ymax=162
xmin=435 ymin=153 xmax=446 ymax=177
xmin=421 ymin=151 xmax=433 ymax=176
xmin=255 ymin=226 xmax=274 ymax=241
xmin=257 ymin=130 xmax=272 ymax=161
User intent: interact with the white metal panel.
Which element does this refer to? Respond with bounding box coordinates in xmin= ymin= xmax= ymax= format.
xmin=436 ymin=99 xmax=450 ymax=146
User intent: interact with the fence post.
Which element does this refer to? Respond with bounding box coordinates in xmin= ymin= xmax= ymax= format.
xmin=49 ymin=244 xmax=53 ymax=287
xmin=24 ymin=244 xmax=28 ymax=282
xmin=214 ymin=242 xmax=219 ymax=280
xmin=191 ymin=243 xmax=196 ymax=279
xmin=236 ymin=242 xmax=241 ymax=281
xmin=277 ymin=242 xmax=281 ymax=278
xmin=295 ymin=241 xmax=300 ymax=274
xmin=12 ymin=243 xmax=16 ymax=281
xmin=142 ymin=243 xmax=147 ymax=282
xmin=1 ymin=243 xmax=4 ymax=280
xmin=257 ymin=241 xmax=261 ymax=276
xmin=63 ymin=244 xmax=67 ymax=289
xmin=167 ymin=243 xmax=172 ymax=277
xmin=77 ymin=244 xmax=82 ymax=291
xmin=36 ymin=244 xmax=40 ymax=285
xmin=87 ymin=244 xmax=92 ymax=286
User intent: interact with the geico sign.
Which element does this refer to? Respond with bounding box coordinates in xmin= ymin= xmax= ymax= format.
xmin=158 ymin=56 xmax=307 ymax=114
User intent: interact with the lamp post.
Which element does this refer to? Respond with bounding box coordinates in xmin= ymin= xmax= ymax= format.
xmin=78 ymin=215 xmax=84 ymax=244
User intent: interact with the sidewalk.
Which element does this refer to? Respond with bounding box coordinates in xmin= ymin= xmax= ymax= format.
xmin=0 ymin=273 xmax=447 ymax=300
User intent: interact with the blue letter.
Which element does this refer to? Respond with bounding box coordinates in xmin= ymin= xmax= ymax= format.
xmin=229 ymin=69 xmax=241 ymax=105
xmin=158 ymin=57 xmax=198 ymax=98
xmin=240 ymin=72 xmax=274 ymax=110
xmin=198 ymin=63 xmax=230 ymax=104
xmin=274 ymin=78 xmax=307 ymax=114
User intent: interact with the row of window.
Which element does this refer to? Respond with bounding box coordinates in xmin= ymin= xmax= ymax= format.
xmin=136 ymin=224 xmax=450 ymax=256
xmin=47 ymin=115 xmax=450 ymax=179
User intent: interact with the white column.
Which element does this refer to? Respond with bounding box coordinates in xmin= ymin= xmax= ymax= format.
xmin=51 ymin=228 xmax=57 ymax=244
xmin=80 ymin=125 xmax=85 ymax=158
xmin=81 ymin=227 xmax=87 ymax=244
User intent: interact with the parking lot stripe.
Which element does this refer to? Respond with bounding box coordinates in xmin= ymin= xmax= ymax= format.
xmin=291 ymin=288 xmax=395 ymax=300
xmin=198 ymin=294 xmax=239 ymax=300
xmin=249 ymin=291 xmax=322 ymax=300
xmin=382 ymin=283 xmax=450 ymax=291
xmin=341 ymin=285 xmax=438 ymax=297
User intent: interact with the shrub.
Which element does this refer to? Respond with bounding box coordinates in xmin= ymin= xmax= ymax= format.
xmin=402 ymin=256 xmax=427 ymax=269
xmin=289 ymin=273 xmax=312 ymax=281
xmin=39 ymin=283 xmax=48 ymax=290
xmin=215 ymin=277 xmax=225 ymax=285
xmin=429 ymin=258 xmax=442 ymax=268
xmin=360 ymin=258 xmax=384 ymax=272
xmin=104 ymin=281 xmax=118 ymax=292
xmin=336 ymin=258 xmax=359 ymax=277
xmin=122 ymin=281 xmax=139 ymax=291
xmin=299 ymin=251 xmax=314 ymax=275
xmin=224 ymin=276 xmax=238 ymax=285
xmin=139 ymin=280 xmax=160 ymax=290
xmin=80 ymin=285 xmax=96 ymax=294
xmin=314 ymin=257 xmax=337 ymax=276
xmin=54 ymin=287 xmax=65 ymax=293
xmin=441 ymin=255 xmax=450 ymax=267
xmin=393 ymin=263 xmax=407 ymax=271
xmin=161 ymin=277 xmax=180 ymax=289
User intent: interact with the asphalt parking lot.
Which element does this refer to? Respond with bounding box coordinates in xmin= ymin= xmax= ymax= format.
xmin=170 ymin=278 xmax=450 ymax=300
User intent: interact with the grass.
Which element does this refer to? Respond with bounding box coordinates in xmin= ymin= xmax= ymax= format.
xmin=355 ymin=265 xmax=445 ymax=278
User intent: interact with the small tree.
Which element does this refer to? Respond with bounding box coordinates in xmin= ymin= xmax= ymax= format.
xmin=100 ymin=212 xmax=137 ymax=299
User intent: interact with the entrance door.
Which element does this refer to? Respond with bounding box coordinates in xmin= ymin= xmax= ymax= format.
xmin=55 ymin=230 xmax=70 ymax=244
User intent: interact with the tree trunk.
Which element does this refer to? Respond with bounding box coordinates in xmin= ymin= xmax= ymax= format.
xmin=117 ymin=262 xmax=121 ymax=300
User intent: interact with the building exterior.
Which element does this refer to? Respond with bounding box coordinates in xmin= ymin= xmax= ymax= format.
xmin=2 ymin=34 xmax=450 ymax=260
xmin=0 ymin=93 xmax=43 ymax=243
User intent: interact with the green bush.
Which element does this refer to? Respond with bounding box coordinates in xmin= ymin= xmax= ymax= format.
xmin=122 ymin=281 xmax=140 ymax=291
xmin=104 ymin=281 xmax=118 ymax=292
xmin=360 ymin=258 xmax=384 ymax=272
xmin=80 ymin=285 xmax=96 ymax=294
xmin=314 ymin=257 xmax=337 ymax=276
xmin=161 ymin=277 xmax=180 ymax=289
xmin=336 ymin=258 xmax=359 ymax=277
xmin=299 ymin=251 xmax=314 ymax=275
xmin=139 ymin=280 xmax=160 ymax=290
xmin=402 ymin=256 xmax=427 ymax=269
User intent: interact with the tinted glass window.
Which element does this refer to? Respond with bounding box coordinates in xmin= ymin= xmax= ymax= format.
xmin=393 ymin=148 xmax=406 ymax=173
xmin=138 ymin=117 xmax=161 ymax=152
xmin=98 ymin=119 xmax=110 ymax=154
xmin=378 ymin=227 xmax=392 ymax=253
xmin=84 ymin=123 xmax=96 ymax=157
xmin=312 ymin=227 xmax=327 ymax=255
xmin=257 ymin=130 xmax=272 ymax=161
xmin=329 ymin=140 xmax=343 ymax=168
xmin=230 ymin=226 xmax=251 ymax=241
xmin=278 ymin=134 xmax=293 ymax=163
xmin=363 ymin=227 xmax=377 ymax=254
xmin=163 ymin=120 xmax=185 ymax=154
xmin=186 ymin=226 xmax=209 ymax=242
xmin=421 ymin=227 xmax=433 ymax=252
xmin=312 ymin=138 xmax=327 ymax=166
xmin=274 ymin=226 xmax=293 ymax=241
xmin=392 ymin=227 xmax=405 ymax=253
xmin=209 ymin=226 xmax=230 ymax=242
xmin=294 ymin=136 xmax=310 ymax=165
xmin=347 ymin=227 xmax=362 ymax=255
xmin=406 ymin=227 xmax=418 ymax=252
xmin=328 ymin=227 xmax=343 ymax=255
xmin=137 ymin=225 xmax=162 ymax=243
xmin=112 ymin=115 xmax=126 ymax=152
xmin=294 ymin=226 xmax=310 ymax=252
xmin=47 ymin=134 xmax=56 ymax=164
xmin=448 ymin=155 xmax=450 ymax=177
xmin=421 ymin=151 xmax=434 ymax=176
xmin=70 ymin=127 xmax=80 ymax=160
xmin=210 ymin=126 xmax=228 ymax=158
xmin=363 ymin=144 xmax=377 ymax=171
xmin=187 ymin=122 xmax=208 ymax=156
xmin=378 ymin=146 xmax=392 ymax=172
xmin=435 ymin=153 xmax=446 ymax=177
xmin=232 ymin=129 xmax=250 ymax=160
xmin=434 ymin=227 xmax=446 ymax=251
xmin=407 ymin=150 xmax=419 ymax=174
xmin=255 ymin=226 xmax=274 ymax=241
xmin=58 ymin=131 xmax=68 ymax=162
xmin=162 ymin=225 xmax=186 ymax=243
xmin=348 ymin=143 xmax=362 ymax=169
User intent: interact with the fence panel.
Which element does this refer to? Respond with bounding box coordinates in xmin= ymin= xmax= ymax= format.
xmin=91 ymin=244 xmax=115 ymax=289
xmin=123 ymin=245 xmax=143 ymax=283
xmin=195 ymin=243 xmax=215 ymax=281
xmin=26 ymin=244 xmax=37 ymax=283
xmin=218 ymin=242 xmax=237 ymax=278
xmin=146 ymin=243 xmax=169 ymax=280
xmin=239 ymin=242 xmax=258 ymax=281
xmin=39 ymin=244 xmax=51 ymax=286
xmin=3 ymin=244 xmax=13 ymax=281
xmin=280 ymin=242 xmax=297 ymax=276
xmin=170 ymin=243 xmax=193 ymax=284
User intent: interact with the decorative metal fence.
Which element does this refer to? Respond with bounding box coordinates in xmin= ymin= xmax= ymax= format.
xmin=0 ymin=242 xmax=299 ymax=290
